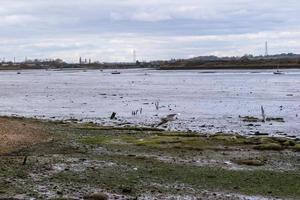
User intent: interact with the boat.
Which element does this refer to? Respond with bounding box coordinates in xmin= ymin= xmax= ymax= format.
xmin=273 ymin=65 xmax=284 ymax=75
xmin=111 ymin=71 xmax=121 ymax=75
xmin=273 ymin=70 xmax=284 ymax=75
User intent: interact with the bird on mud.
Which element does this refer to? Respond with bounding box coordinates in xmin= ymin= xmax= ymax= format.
xmin=156 ymin=113 xmax=180 ymax=127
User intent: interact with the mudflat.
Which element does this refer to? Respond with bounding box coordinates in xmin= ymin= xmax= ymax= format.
xmin=1 ymin=69 xmax=300 ymax=136
xmin=0 ymin=117 xmax=299 ymax=199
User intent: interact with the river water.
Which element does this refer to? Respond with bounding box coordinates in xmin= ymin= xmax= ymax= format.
xmin=0 ymin=68 xmax=299 ymax=137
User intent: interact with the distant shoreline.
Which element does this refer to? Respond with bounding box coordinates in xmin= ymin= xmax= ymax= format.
xmin=1 ymin=64 xmax=300 ymax=71
xmin=159 ymin=64 xmax=300 ymax=70
xmin=2 ymin=53 xmax=300 ymax=71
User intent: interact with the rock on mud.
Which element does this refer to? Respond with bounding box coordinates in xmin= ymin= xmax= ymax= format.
xmin=84 ymin=192 xmax=108 ymax=200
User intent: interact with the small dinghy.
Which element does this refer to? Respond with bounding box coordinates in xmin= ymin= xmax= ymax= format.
xmin=111 ymin=71 xmax=121 ymax=74
xmin=273 ymin=65 xmax=284 ymax=75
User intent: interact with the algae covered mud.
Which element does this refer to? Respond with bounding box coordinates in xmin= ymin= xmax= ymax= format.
xmin=0 ymin=69 xmax=299 ymax=138
xmin=0 ymin=117 xmax=299 ymax=200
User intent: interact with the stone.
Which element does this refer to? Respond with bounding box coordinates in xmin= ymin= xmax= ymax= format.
xmin=84 ymin=192 xmax=108 ymax=200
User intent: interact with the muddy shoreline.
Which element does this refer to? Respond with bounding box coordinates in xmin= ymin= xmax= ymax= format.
xmin=0 ymin=116 xmax=299 ymax=200
xmin=0 ymin=69 xmax=300 ymax=138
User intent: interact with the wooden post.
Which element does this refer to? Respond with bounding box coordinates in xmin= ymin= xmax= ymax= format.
xmin=22 ymin=156 xmax=28 ymax=165
xmin=261 ymin=106 xmax=266 ymax=122
xmin=110 ymin=112 xmax=116 ymax=120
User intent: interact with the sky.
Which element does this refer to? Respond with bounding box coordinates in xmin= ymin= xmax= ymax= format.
xmin=1 ymin=0 xmax=300 ymax=62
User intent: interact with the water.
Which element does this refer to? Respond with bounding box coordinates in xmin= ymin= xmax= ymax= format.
xmin=0 ymin=68 xmax=299 ymax=137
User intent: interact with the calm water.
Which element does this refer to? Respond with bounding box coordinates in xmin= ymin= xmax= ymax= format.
xmin=0 ymin=68 xmax=299 ymax=137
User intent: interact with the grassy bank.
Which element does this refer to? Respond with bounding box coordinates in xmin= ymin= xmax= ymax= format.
xmin=0 ymin=117 xmax=299 ymax=199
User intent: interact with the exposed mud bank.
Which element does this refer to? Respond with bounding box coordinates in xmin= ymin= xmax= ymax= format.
xmin=0 ymin=117 xmax=299 ymax=199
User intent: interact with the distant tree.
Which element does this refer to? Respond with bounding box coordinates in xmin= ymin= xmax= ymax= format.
xmin=241 ymin=55 xmax=250 ymax=62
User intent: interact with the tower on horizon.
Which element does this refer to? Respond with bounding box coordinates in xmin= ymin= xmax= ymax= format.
xmin=265 ymin=41 xmax=268 ymax=56
xmin=133 ymin=50 xmax=137 ymax=63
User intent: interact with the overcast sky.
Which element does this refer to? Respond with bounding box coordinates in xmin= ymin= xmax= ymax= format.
xmin=1 ymin=0 xmax=300 ymax=62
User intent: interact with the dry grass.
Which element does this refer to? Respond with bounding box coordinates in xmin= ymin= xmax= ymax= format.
xmin=0 ymin=117 xmax=51 ymax=155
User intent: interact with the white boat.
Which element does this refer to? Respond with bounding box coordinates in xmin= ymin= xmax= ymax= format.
xmin=111 ymin=71 xmax=121 ymax=74
xmin=273 ymin=65 xmax=284 ymax=75
xmin=273 ymin=70 xmax=284 ymax=75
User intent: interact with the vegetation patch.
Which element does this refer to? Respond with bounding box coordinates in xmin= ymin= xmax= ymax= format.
xmin=77 ymin=123 xmax=164 ymax=132
xmin=79 ymin=135 xmax=112 ymax=145
xmin=266 ymin=117 xmax=285 ymax=123
xmin=240 ymin=116 xmax=262 ymax=123
xmin=78 ymin=132 xmax=299 ymax=152
xmin=234 ymin=159 xmax=265 ymax=166
xmin=50 ymin=154 xmax=300 ymax=198
xmin=294 ymin=144 xmax=300 ymax=152
xmin=254 ymin=143 xmax=284 ymax=151
xmin=1 ymin=117 xmax=299 ymax=199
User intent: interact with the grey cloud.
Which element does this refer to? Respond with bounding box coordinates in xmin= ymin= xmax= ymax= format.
xmin=0 ymin=0 xmax=300 ymax=61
